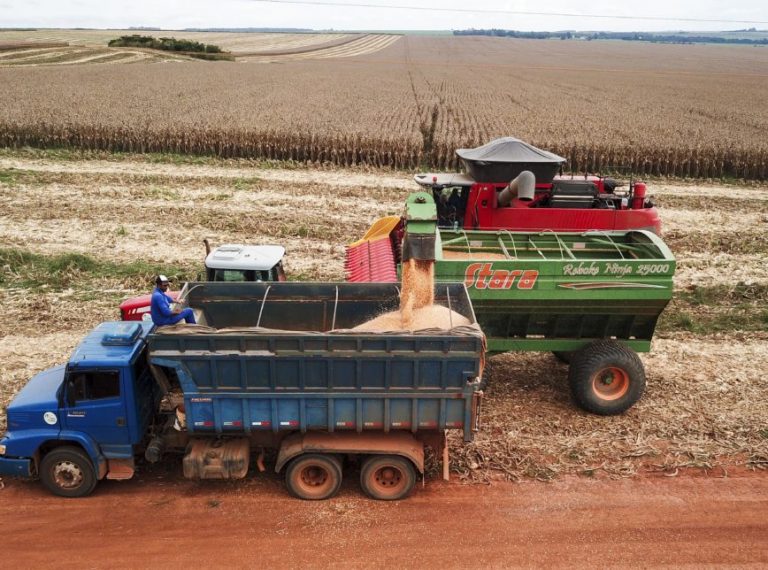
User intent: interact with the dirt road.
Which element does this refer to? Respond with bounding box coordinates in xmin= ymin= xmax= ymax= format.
xmin=1 ymin=470 xmax=766 ymax=568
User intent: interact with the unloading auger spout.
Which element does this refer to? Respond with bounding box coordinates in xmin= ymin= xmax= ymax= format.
xmin=401 ymin=191 xmax=438 ymax=263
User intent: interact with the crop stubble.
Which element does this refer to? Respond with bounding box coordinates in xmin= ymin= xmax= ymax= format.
xmin=0 ymin=154 xmax=766 ymax=481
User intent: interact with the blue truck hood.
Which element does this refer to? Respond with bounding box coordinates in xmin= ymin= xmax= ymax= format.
xmin=6 ymin=364 xmax=65 ymax=430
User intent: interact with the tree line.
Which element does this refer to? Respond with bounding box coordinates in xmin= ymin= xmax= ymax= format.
xmin=108 ymin=35 xmax=224 ymax=53
xmin=453 ymin=29 xmax=768 ymax=45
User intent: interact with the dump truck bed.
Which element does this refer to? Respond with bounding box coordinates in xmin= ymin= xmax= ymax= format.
xmin=434 ymin=229 xmax=675 ymax=353
xmin=148 ymin=283 xmax=485 ymax=442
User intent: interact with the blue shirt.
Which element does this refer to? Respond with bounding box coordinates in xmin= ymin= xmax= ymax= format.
xmin=150 ymin=287 xmax=177 ymax=326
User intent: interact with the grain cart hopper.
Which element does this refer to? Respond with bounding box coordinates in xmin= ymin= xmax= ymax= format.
xmin=414 ymin=137 xmax=661 ymax=234
xmin=346 ymin=192 xmax=675 ymax=415
xmin=119 ymin=240 xmax=286 ymax=321
xmin=1 ymin=282 xmax=484 ymax=500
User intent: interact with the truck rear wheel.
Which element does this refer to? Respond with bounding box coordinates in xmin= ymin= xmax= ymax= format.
xmin=360 ymin=455 xmax=416 ymax=501
xmin=39 ymin=446 xmax=98 ymax=498
xmin=568 ymin=340 xmax=646 ymax=415
xmin=285 ymin=454 xmax=342 ymax=500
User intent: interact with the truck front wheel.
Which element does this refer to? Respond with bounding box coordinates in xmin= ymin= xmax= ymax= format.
xmin=39 ymin=447 xmax=98 ymax=498
xmin=285 ymin=454 xmax=342 ymax=500
xmin=360 ymin=455 xmax=416 ymax=500
xmin=568 ymin=341 xmax=646 ymax=415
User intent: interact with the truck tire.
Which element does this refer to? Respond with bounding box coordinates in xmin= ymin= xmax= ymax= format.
xmin=568 ymin=340 xmax=646 ymax=415
xmin=39 ymin=446 xmax=98 ymax=498
xmin=360 ymin=455 xmax=416 ymax=501
xmin=285 ymin=454 xmax=342 ymax=500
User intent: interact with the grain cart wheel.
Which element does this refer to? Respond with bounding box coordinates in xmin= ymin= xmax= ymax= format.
xmin=552 ymin=351 xmax=573 ymax=364
xmin=568 ymin=340 xmax=646 ymax=415
xmin=39 ymin=446 xmax=98 ymax=498
xmin=285 ymin=454 xmax=342 ymax=500
xmin=360 ymin=455 xmax=416 ymax=501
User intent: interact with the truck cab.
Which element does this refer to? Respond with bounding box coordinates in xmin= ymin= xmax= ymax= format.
xmin=0 ymin=322 xmax=157 ymax=497
xmin=119 ymin=243 xmax=286 ymax=321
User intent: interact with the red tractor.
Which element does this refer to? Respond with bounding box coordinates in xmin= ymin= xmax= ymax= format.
xmin=415 ymin=137 xmax=660 ymax=234
xmin=119 ymin=241 xmax=286 ymax=321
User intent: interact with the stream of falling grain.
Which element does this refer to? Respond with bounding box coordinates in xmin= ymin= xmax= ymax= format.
xmin=351 ymin=257 xmax=470 ymax=331
xmin=399 ymin=259 xmax=435 ymax=329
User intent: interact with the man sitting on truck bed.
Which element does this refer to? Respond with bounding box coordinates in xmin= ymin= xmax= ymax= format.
xmin=150 ymin=275 xmax=196 ymax=326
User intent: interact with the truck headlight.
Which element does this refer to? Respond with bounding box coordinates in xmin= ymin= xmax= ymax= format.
xmin=0 ymin=444 xmax=6 ymax=455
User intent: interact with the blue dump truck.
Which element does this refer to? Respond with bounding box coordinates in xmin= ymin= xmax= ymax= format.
xmin=0 ymin=283 xmax=484 ymax=500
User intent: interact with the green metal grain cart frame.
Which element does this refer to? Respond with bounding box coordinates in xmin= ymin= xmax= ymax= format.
xmin=434 ymin=227 xmax=674 ymax=415
xmin=348 ymin=192 xmax=676 ymax=416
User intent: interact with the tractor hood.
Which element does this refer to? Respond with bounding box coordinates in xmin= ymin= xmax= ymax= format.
xmin=206 ymin=244 xmax=285 ymax=271
xmin=5 ymin=364 xmax=65 ymax=430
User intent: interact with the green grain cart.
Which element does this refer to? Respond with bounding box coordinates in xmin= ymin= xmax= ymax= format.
xmin=435 ymin=227 xmax=674 ymax=414
xmin=346 ymin=193 xmax=675 ymax=415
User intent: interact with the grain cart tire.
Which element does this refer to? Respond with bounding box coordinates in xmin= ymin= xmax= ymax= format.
xmin=552 ymin=351 xmax=573 ymax=364
xmin=285 ymin=454 xmax=342 ymax=500
xmin=39 ymin=446 xmax=98 ymax=498
xmin=360 ymin=455 xmax=416 ymax=501
xmin=568 ymin=341 xmax=646 ymax=415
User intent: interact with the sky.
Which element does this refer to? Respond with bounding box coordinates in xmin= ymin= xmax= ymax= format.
xmin=1 ymin=0 xmax=767 ymax=32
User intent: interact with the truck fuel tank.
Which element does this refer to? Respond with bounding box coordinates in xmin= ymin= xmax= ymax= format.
xmin=183 ymin=438 xmax=250 ymax=480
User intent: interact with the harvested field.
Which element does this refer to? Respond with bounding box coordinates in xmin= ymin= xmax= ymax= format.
xmin=1 ymin=34 xmax=768 ymax=177
xmin=1 ymin=150 xmax=766 ymax=482
xmin=0 ymin=29 xmax=354 ymax=53
xmin=0 ymin=30 xmax=399 ymax=66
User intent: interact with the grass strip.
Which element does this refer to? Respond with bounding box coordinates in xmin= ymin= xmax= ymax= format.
xmin=0 ymin=247 xmax=195 ymax=291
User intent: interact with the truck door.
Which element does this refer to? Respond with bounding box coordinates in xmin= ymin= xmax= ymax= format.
xmin=61 ymin=369 xmax=131 ymax=445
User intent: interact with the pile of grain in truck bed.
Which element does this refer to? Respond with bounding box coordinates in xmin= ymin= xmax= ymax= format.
xmin=353 ymin=254 xmax=471 ymax=331
xmin=352 ymin=304 xmax=470 ymax=332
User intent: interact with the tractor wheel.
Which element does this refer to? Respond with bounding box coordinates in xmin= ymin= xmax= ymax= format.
xmin=568 ymin=340 xmax=646 ymax=415
xmin=552 ymin=351 xmax=573 ymax=364
xmin=360 ymin=455 xmax=416 ymax=501
xmin=285 ymin=454 xmax=342 ymax=500
xmin=39 ymin=446 xmax=98 ymax=498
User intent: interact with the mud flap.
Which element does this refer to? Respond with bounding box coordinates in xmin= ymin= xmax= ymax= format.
xmin=106 ymin=458 xmax=135 ymax=480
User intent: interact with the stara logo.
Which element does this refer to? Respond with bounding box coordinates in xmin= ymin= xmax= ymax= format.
xmin=464 ymin=263 xmax=539 ymax=290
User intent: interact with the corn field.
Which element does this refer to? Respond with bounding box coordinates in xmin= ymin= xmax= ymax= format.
xmin=1 ymin=34 xmax=767 ymax=178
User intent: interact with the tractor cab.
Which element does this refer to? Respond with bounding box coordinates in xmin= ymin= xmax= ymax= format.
xmin=205 ymin=244 xmax=286 ymax=282
xmin=119 ymin=242 xmax=286 ymax=321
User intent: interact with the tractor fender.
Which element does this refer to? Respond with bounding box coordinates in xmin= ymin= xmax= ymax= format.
xmin=275 ymin=431 xmax=425 ymax=474
xmin=56 ymin=430 xmax=108 ymax=479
